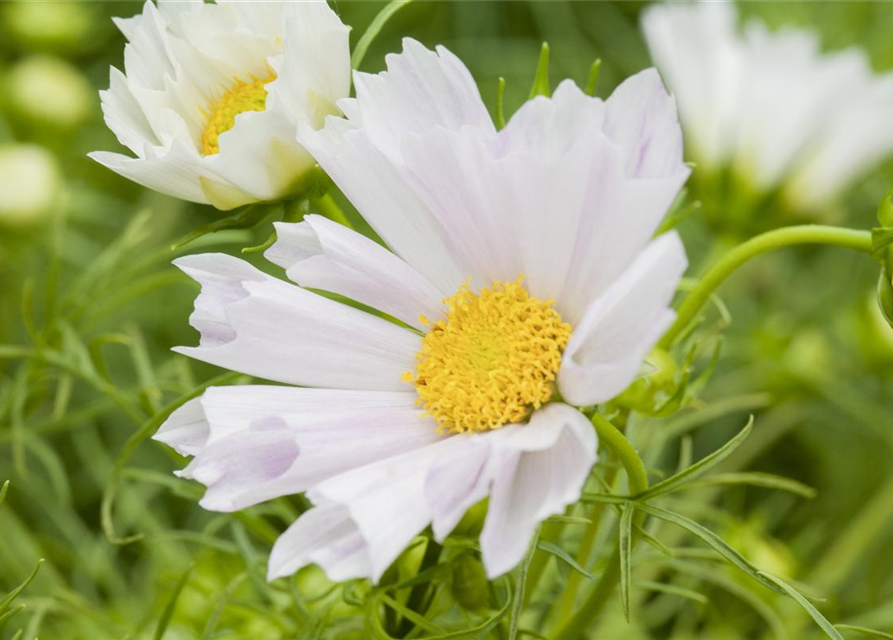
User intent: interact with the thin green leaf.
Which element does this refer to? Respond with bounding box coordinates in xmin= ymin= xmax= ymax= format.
xmin=662 ymin=558 xmax=788 ymax=640
xmin=509 ymin=526 xmax=540 ymax=640
xmin=638 ymin=503 xmax=782 ymax=594
xmin=686 ymin=472 xmax=816 ymax=499
xmin=528 ymin=42 xmax=550 ymax=98
xmin=536 ymin=541 xmax=596 ymax=581
xmin=578 ymin=492 xmax=628 ymax=505
xmin=351 ymin=0 xmax=413 ymax=70
xmin=836 ymin=625 xmax=893 ymax=640
xmin=758 ymin=571 xmax=844 ymax=640
xmin=585 ymin=58 xmax=601 ymax=96
xmin=380 ymin=593 xmax=445 ymax=635
xmin=634 ymin=580 xmax=707 ymax=605
xmin=172 ymin=204 xmax=273 ymax=249
xmin=619 ymin=505 xmax=634 ymax=622
xmin=635 ymin=416 xmax=754 ymax=500
xmin=0 ymin=480 xmax=8 ymax=512
xmin=518 ymin=630 xmax=550 ymax=640
xmin=0 ymin=559 xmax=44 ymax=614
xmin=545 ymin=515 xmax=591 ymax=526
xmin=0 ymin=605 xmax=25 ymax=625
xmin=154 ymin=564 xmax=194 ymax=640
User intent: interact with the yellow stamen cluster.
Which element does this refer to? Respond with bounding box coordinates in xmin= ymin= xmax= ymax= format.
xmin=404 ymin=278 xmax=572 ymax=433
xmin=199 ymin=72 xmax=276 ymax=156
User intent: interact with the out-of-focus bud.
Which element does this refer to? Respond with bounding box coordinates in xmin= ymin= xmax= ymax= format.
xmin=726 ymin=517 xmax=797 ymax=579
xmin=451 ymin=553 xmax=490 ymax=610
xmin=785 ymin=328 xmax=832 ymax=379
xmin=856 ymin=292 xmax=893 ymax=366
xmin=0 ymin=143 xmax=62 ymax=228
xmin=615 ymin=348 xmax=679 ymax=414
xmin=1 ymin=2 xmax=95 ymax=53
xmin=6 ymin=56 xmax=93 ymax=130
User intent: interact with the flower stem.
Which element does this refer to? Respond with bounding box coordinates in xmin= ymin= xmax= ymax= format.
xmin=659 ymin=225 xmax=871 ymax=349
xmin=552 ymin=414 xmax=648 ymax=640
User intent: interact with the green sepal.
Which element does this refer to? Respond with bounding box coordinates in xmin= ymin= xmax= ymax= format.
xmin=585 ymin=58 xmax=601 ymax=96
xmin=528 ymin=42 xmax=551 ymax=99
xmin=869 ymin=226 xmax=893 ymax=263
xmin=172 ymin=166 xmax=330 ymax=249
xmin=878 ymin=185 xmax=893 ymax=227
xmin=876 ymin=268 xmax=893 ymax=329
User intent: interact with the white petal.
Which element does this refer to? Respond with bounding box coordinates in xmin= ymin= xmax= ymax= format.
xmin=155 ymin=386 xmax=440 ymax=512
xmin=265 ymin=216 xmax=444 ymax=330
xmin=271 ymin=1 xmax=350 ymax=128
xmin=298 ymin=39 xmax=498 ymax=295
xmin=641 ymin=2 xmax=742 ymax=167
xmin=351 ymin=38 xmax=495 ymax=158
xmin=268 ymin=503 xmax=373 ymax=582
xmin=88 ymin=147 xmax=215 ymax=205
xmin=300 ymin=121 xmax=468 ymax=296
xmin=308 ymin=438 xmax=461 ymax=582
xmin=603 ymin=68 xmax=688 ymax=179
xmin=206 ymin=107 xmax=317 ymax=203
xmin=559 ymin=231 xmax=687 ymax=406
xmin=99 ymin=67 xmax=160 ymax=155
xmin=424 ymin=435 xmax=492 ymax=541
xmin=173 ymin=253 xmax=419 ymax=390
xmin=479 ymin=404 xmax=598 ymax=578
xmin=785 ymin=68 xmax=893 ymax=207
xmin=153 ymin=396 xmax=209 ymax=456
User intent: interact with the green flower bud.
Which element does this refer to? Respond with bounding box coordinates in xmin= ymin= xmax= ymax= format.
xmin=614 ymin=347 xmax=678 ymax=413
xmin=0 ymin=143 xmax=61 ymax=228
xmin=451 ymin=554 xmax=490 ymax=611
xmin=6 ymin=56 xmax=93 ymax=130
xmin=1 ymin=1 xmax=95 ymax=53
xmin=856 ymin=292 xmax=893 ymax=365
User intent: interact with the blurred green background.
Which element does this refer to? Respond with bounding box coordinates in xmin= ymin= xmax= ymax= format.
xmin=2 ymin=1 xmax=893 ymax=639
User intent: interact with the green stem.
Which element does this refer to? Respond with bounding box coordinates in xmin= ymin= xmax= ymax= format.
xmin=552 ymin=415 xmax=648 ymax=640
xmin=659 ymin=225 xmax=872 ymax=349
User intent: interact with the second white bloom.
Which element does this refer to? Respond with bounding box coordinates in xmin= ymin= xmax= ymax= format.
xmin=90 ymin=0 xmax=350 ymax=210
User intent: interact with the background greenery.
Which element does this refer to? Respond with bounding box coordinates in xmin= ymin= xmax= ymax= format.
xmin=2 ymin=1 xmax=893 ymax=639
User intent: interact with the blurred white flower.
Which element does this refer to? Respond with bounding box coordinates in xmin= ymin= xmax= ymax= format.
xmin=643 ymin=2 xmax=893 ymax=212
xmin=0 ymin=143 xmax=62 ymax=227
xmin=155 ymin=41 xmax=689 ymax=582
xmin=89 ymin=0 xmax=349 ymax=210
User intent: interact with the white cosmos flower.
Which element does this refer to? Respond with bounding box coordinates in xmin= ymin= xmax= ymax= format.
xmin=154 ymin=40 xmax=690 ymax=582
xmin=89 ymin=0 xmax=349 ymax=210
xmin=642 ymin=2 xmax=893 ymax=212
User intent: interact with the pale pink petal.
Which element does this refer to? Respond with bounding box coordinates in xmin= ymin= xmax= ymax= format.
xmin=265 ymin=216 xmax=444 ymax=330
xmin=173 ymin=253 xmax=419 ymax=390
xmin=559 ymin=231 xmax=687 ymax=406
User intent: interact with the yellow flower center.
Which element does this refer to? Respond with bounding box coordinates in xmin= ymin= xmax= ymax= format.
xmin=199 ymin=72 xmax=276 ymax=156
xmin=404 ymin=277 xmax=572 ymax=434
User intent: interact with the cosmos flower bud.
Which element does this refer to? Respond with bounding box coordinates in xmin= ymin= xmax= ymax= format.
xmin=0 ymin=1 xmax=95 ymax=53
xmin=89 ymin=1 xmax=350 ymax=210
xmin=614 ymin=347 xmax=679 ymax=414
xmin=0 ymin=143 xmax=62 ymax=228
xmin=6 ymin=56 xmax=93 ymax=130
